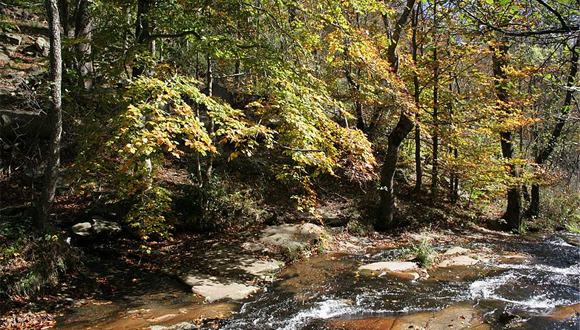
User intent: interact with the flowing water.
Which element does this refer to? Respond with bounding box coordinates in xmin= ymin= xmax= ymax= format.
xmin=209 ymin=234 xmax=580 ymax=330
xmin=57 ymin=234 xmax=580 ymax=329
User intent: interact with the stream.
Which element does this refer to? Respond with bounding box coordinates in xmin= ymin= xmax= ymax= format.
xmin=213 ymin=234 xmax=580 ymax=330
xmin=57 ymin=233 xmax=580 ymax=330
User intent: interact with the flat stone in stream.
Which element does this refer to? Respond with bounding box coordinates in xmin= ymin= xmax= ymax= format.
xmin=437 ymin=255 xmax=480 ymax=268
xmin=176 ymin=241 xmax=284 ymax=302
xmin=499 ymin=252 xmax=529 ymax=264
xmin=327 ymin=304 xmax=490 ymax=330
xmin=444 ymin=246 xmax=470 ymax=255
xmin=358 ymin=261 xmax=418 ymax=276
xmin=181 ymin=272 xmax=258 ymax=303
xmin=240 ymin=259 xmax=284 ymax=278
xmin=561 ymin=234 xmax=580 ymax=247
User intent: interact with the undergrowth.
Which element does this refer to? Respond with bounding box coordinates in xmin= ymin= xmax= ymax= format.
xmin=534 ymin=186 xmax=580 ymax=233
xmin=0 ymin=215 xmax=79 ymax=300
xmin=406 ymin=237 xmax=435 ymax=267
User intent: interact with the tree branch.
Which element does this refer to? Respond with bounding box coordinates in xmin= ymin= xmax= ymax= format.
xmin=535 ymin=0 xmax=570 ymax=31
xmin=461 ymin=5 xmax=578 ymax=37
xmin=149 ymin=29 xmax=202 ymax=40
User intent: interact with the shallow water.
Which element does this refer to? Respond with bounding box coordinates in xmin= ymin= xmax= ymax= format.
xmin=211 ymin=234 xmax=580 ymax=330
xmin=56 ymin=234 xmax=580 ymax=330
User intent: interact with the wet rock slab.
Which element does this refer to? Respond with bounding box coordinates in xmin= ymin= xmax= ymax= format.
xmin=548 ymin=303 xmax=580 ymax=320
xmin=176 ymin=242 xmax=284 ymax=302
xmin=327 ymin=304 xmax=490 ymax=330
xmin=437 ymin=255 xmax=480 ymax=268
xmin=498 ymin=252 xmax=529 ymax=264
xmin=181 ymin=272 xmax=259 ymax=303
xmin=358 ymin=261 xmax=418 ymax=276
xmin=260 ymin=223 xmax=326 ymax=252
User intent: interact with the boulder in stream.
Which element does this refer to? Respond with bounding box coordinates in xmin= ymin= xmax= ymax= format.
xmin=71 ymin=216 xmax=121 ymax=238
xmin=327 ymin=303 xmax=490 ymax=330
xmin=260 ymin=223 xmax=327 ymax=256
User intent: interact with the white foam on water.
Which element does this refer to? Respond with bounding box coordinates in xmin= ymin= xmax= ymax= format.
xmin=497 ymin=262 xmax=580 ymax=276
xmin=276 ymin=299 xmax=360 ymax=330
xmin=470 ymin=272 xmax=575 ymax=311
xmin=546 ymin=236 xmax=576 ymax=247
xmin=494 ymin=294 xmax=571 ymax=310
xmin=470 ymin=273 xmax=518 ymax=300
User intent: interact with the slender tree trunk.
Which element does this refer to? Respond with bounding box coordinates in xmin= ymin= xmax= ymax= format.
xmin=451 ymin=147 xmax=459 ymax=202
xmin=58 ymin=0 xmax=69 ymax=37
xmin=376 ymin=0 xmax=417 ymax=230
xmin=412 ymin=5 xmax=422 ymax=193
xmin=132 ymin=0 xmax=152 ymax=78
xmin=492 ymin=41 xmax=522 ymax=231
xmin=528 ymin=36 xmax=579 ymax=217
xmin=414 ymin=125 xmax=422 ymax=192
xmin=202 ymin=55 xmax=215 ymax=187
xmin=74 ymin=0 xmax=92 ymax=90
xmin=345 ymin=66 xmax=366 ymax=131
xmin=431 ymin=2 xmax=439 ymax=201
xmin=448 ymin=87 xmax=459 ymax=203
xmin=38 ymin=0 xmax=63 ymax=232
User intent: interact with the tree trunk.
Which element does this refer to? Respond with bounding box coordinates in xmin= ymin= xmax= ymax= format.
xmin=412 ymin=5 xmax=422 ymax=193
xmin=431 ymin=25 xmax=439 ymax=201
xmin=133 ymin=0 xmax=152 ymax=78
xmin=451 ymin=147 xmax=459 ymax=202
xmin=345 ymin=66 xmax=366 ymax=131
xmin=492 ymin=41 xmax=522 ymax=231
xmin=528 ymin=36 xmax=579 ymax=217
xmin=430 ymin=0 xmax=440 ymax=201
xmin=74 ymin=0 xmax=93 ymax=90
xmin=38 ymin=0 xmax=63 ymax=232
xmin=500 ymin=131 xmax=522 ymax=229
xmin=58 ymin=0 xmax=69 ymax=37
xmin=377 ymin=114 xmax=414 ymax=230
xmin=376 ymin=0 xmax=417 ymax=230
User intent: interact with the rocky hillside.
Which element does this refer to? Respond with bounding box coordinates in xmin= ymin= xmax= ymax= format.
xmin=1 ymin=4 xmax=51 ymax=142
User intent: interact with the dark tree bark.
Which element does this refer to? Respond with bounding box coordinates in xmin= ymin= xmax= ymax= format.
xmin=74 ymin=0 xmax=93 ymax=89
xmin=431 ymin=0 xmax=440 ymax=201
xmin=377 ymin=114 xmax=415 ymax=230
xmin=491 ymin=41 xmax=522 ymax=231
xmin=448 ymin=84 xmax=459 ymax=203
xmin=450 ymin=147 xmax=459 ymax=202
xmin=376 ymin=0 xmax=417 ymax=231
xmin=133 ymin=0 xmax=153 ymax=78
xmin=58 ymin=0 xmax=70 ymax=37
xmin=412 ymin=4 xmax=423 ymax=193
xmin=38 ymin=0 xmax=63 ymax=232
xmin=528 ymin=36 xmax=579 ymax=216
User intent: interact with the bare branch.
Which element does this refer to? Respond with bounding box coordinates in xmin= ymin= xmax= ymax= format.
xmin=535 ymin=0 xmax=570 ymax=31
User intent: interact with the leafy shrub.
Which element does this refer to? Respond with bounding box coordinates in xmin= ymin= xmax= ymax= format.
xmin=1 ymin=217 xmax=78 ymax=298
xmin=407 ymin=238 xmax=435 ymax=267
xmin=537 ymin=186 xmax=580 ymax=232
xmin=74 ymin=75 xmax=270 ymax=239
xmin=178 ymin=174 xmax=266 ymax=232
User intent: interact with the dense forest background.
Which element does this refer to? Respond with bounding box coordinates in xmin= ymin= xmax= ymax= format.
xmin=0 ymin=0 xmax=579 ymax=315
